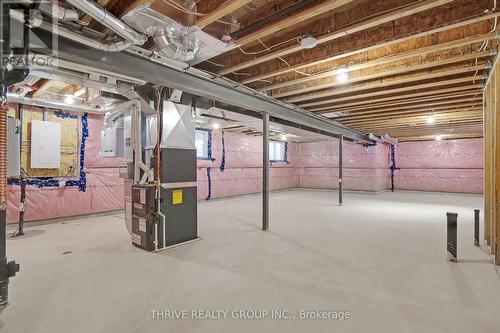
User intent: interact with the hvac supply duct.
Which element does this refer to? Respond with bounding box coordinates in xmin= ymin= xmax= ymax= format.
xmin=38 ymin=2 xmax=79 ymax=22
xmin=65 ymin=0 xmax=147 ymax=46
xmin=122 ymin=4 xmax=200 ymax=62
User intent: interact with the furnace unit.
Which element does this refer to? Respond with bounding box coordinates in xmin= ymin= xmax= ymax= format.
xmin=131 ymin=100 xmax=198 ymax=251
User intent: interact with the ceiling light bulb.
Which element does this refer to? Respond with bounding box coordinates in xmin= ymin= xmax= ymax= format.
xmin=435 ymin=135 xmax=442 ymax=141
xmin=336 ymin=68 xmax=349 ymax=83
xmin=427 ymin=116 xmax=435 ymax=124
xmin=281 ymin=134 xmax=287 ymax=141
xmin=212 ymin=123 xmax=220 ymax=129
xmin=64 ymin=95 xmax=74 ymax=104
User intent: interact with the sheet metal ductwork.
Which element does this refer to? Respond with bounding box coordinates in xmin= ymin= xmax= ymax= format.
xmin=65 ymin=0 xmax=147 ymax=46
xmin=123 ymin=4 xmax=200 ymax=62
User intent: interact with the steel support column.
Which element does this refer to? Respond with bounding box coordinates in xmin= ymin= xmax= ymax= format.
xmin=339 ymin=135 xmax=343 ymax=206
xmin=263 ymin=112 xmax=269 ymax=231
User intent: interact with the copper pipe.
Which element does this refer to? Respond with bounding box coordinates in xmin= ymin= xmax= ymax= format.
xmin=0 ymin=101 xmax=7 ymax=206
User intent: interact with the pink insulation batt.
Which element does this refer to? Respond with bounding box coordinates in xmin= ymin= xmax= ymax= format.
xmin=7 ymin=112 xmax=483 ymax=224
xmin=395 ymin=138 xmax=484 ymax=194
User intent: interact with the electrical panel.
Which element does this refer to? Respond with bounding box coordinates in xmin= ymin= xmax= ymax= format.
xmin=101 ymin=127 xmax=124 ymax=158
xmin=7 ymin=117 xmax=20 ymax=177
xmin=30 ymin=120 xmax=61 ymax=169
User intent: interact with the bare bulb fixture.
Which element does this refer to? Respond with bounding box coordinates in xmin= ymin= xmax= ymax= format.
xmin=281 ymin=134 xmax=287 ymax=141
xmin=212 ymin=123 xmax=220 ymax=129
xmin=64 ymin=95 xmax=75 ymax=104
xmin=336 ymin=68 xmax=349 ymax=83
xmin=426 ymin=116 xmax=435 ymax=124
xmin=435 ymin=135 xmax=442 ymax=141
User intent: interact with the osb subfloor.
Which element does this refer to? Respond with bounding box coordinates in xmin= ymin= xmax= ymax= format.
xmin=2 ymin=189 xmax=499 ymax=333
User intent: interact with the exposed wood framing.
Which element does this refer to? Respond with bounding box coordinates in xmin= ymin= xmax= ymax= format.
xmin=299 ymin=76 xmax=485 ymax=108
xmin=236 ymin=11 xmax=500 ymax=85
xmin=274 ymin=53 xmax=491 ymax=99
xmin=219 ymin=0 xmax=455 ymax=75
xmin=196 ymin=0 xmax=252 ymax=28
xmin=233 ymin=0 xmax=355 ymax=46
xmin=261 ymin=34 xmax=498 ymax=92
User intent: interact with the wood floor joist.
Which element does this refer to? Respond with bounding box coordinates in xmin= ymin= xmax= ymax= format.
xmin=343 ymin=109 xmax=482 ymax=126
xmin=396 ymin=132 xmax=483 ymax=141
xmin=287 ymin=64 xmax=489 ymax=104
xmin=232 ymin=0 xmax=355 ymax=46
xmin=307 ymin=86 xmax=483 ymax=112
xmin=274 ymin=53 xmax=492 ymax=99
xmin=352 ymin=116 xmax=483 ymax=133
xmin=238 ymin=10 xmax=500 ymax=84
xmin=320 ymin=94 xmax=483 ymax=115
xmin=196 ymin=0 xmax=252 ymax=28
xmin=299 ymin=76 xmax=485 ymax=108
xmin=219 ymin=0 xmax=455 ymax=75
xmin=262 ymin=34 xmax=498 ymax=92
xmin=336 ymin=102 xmax=483 ymax=121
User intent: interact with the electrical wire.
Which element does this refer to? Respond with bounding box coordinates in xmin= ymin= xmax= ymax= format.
xmin=160 ymin=0 xmax=239 ymax=27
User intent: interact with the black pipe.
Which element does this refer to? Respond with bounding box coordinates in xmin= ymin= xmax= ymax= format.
xmin=447 ymin=212 xmax=458 ymax=262
xmin=474 ymin=209 xmax=480 ymax=247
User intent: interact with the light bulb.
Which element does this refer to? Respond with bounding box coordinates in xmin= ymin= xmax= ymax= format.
xmin=435 ymin=135 xmax=442 ymax=141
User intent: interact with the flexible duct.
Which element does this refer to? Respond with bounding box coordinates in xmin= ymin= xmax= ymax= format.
xmin=151 ymin=26 xmax=199 ymax=62
xmin=38 ymin=2 xmax=79 ymax=22
xmin=122 ymin=3 xmax=200 ymax=62
xmin=65 ymin=0 xmax=147 ymax=46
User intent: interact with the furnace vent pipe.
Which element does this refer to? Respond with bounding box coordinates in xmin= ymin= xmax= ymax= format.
xmin=66 ymin=0 xmax=147 ymax=46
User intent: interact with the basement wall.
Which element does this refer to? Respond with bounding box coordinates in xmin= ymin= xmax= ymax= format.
xmin=298 ymin=139 xmax=391 ymax=192
xmin=7 ymin=112 xmax=124 ymax=223
xmin=6 ymin=112 xmax=483 ymax=224
xmin=394 ymin=138 xmax=484 ymax=194
xmin=197 ymin=131 xmax=299 ymax=200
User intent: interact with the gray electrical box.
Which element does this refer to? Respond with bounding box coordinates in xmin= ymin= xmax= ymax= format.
xmin=7 ymin=117 xmax=20 ymax=177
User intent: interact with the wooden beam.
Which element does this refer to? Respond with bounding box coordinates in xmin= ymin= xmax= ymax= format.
xmin=321 ymin=95 xmax=483 ymax=115
xmin=484 ymin=80 xmax=492 ymax=247
xmin=262 ymin=34 xmax=498 ymax=92
xmin=299 ymin=76 xmax=485 ymax=108
xmin=197 ymin=0 xmax=252 ymax=28
xmin=337 ymin=102 xmax=483 ymax=121
xmin=307 ymin=86 xmax=483 ymax=112
xmin=287 ymin=64 xmax=489 ymax=104
xmin=220 ymin=0 xmax=455 ymax=75
xmin=237 ymin=11 xmax=500 ymax=84
xmin=344 ymin=109 xmax=482 ymax=126
xmin=275 ymin=53 xmax=492 ymax=99
xmin=353 ymin=119 xmax=483 ymax=132
xmin=495 ymin=59 xmax=500 ymax=261
xmin=233 ymin=0 xmax=355 ymax=46
xmin=397 ymin=132 xmax=483 ymax=141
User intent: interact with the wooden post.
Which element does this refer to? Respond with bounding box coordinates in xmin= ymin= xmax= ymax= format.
xmin=490 ymin=68 xmax=497 ymax=255
xmin=484 ymin=82 xmax=491 ymax=246
xmin=495 ymin=60 xmax=500 ymax=262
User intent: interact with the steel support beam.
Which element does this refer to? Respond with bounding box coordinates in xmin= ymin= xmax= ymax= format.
xmin=30 ymin=27 xmax=371 ymax=143
xmin=339 ymin=135 xmax=343 ymax=206
xmin=263 ymin=112 xmax=270 ymax=231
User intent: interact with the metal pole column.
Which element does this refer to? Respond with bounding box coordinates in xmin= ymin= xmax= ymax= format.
xmin=339 ymin=135 xmax=343 ymax=206
xmin=474 ymin=209 xmax=480 ymax=246
xmin=263 ymin=112 xmax=269 ymax=231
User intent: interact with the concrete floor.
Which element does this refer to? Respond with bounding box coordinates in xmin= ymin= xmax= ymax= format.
xmin=1 ymin=189 xmax=499 ymax=333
